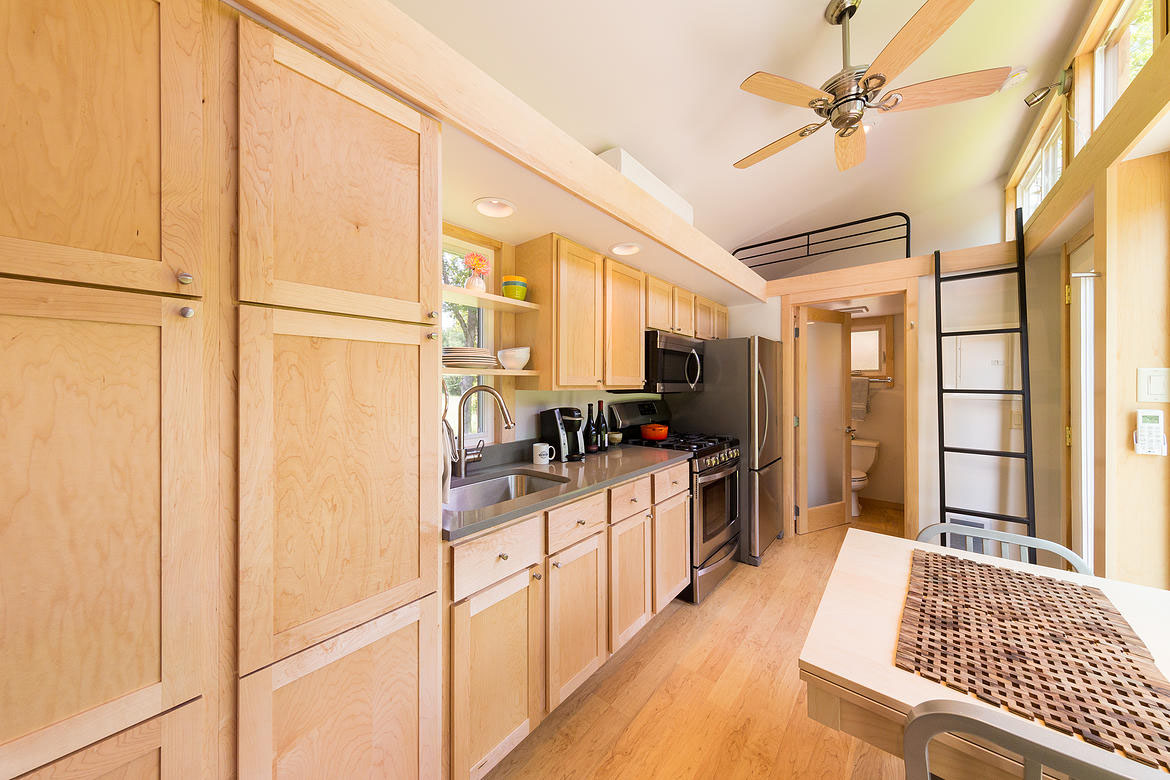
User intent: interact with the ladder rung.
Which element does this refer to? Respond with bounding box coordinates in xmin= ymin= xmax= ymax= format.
xmin=943 ymin=446 xmax=1028 ymax=459
xmin=942 ymin=388 xmax=1024 ymax=395
xmin=943 ymin=506 xmax=1034 ymax=527
xmin=939 ymin=267 xmax=1019 ymax=283
xmin=940 ymin=327 xmax=1021 ymax=338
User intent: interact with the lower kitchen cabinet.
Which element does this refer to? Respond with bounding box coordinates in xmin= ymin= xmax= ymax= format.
xmin=608 ymin=512 xmax=653 ymax=652
xmin=238 ymin=594 xmax=440 ymax=779
xmin=14 ymin=699 xmax=205 ymax=779
xmin=653 ymin=491 xmax=692 ymax=613
xmin=546 ymin=533 xmax=608 ymax=709
xmin=451 ymin=566 xmax=545 ymax=780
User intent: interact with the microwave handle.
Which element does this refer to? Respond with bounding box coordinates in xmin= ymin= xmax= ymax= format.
xmin=686 ymin=348 xmax=701 ymax=390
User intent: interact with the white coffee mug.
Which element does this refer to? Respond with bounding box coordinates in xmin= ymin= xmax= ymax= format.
xmin=532 ymin=442 xmax=555 ymax=465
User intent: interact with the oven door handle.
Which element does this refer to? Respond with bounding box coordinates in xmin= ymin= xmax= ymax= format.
xmin=696 ymin=539 xmax=739 ymax=576
xmin=685 ymin=348 xmax=701 ymax=390
xmin=694 ymin=462 xmax=739 ymax=486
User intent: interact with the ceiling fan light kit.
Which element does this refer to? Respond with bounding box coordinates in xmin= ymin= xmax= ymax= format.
xmin=736 ymin=0 xmax=1010 ymax=172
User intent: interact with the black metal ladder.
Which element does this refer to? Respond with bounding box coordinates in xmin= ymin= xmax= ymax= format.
xmin=933 ymin=208 xmax=1037 ymax=560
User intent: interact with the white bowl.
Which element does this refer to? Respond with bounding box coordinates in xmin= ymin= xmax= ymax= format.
xmin=497 ymin=347 xmax=531 ymax=370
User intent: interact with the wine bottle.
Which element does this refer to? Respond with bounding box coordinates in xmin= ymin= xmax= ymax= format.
xmin=597 ymin=400 xmax=610 ymax=450
xmin=585 ymin=403 xmax=601 ymax=454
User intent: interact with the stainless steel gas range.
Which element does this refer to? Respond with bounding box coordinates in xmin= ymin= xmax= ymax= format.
xmin=610 ymin=400 xmax=741 ymax=603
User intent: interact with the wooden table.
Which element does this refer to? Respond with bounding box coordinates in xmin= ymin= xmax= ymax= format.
xmin=799 ymin=529 xmax=1170 ymax=779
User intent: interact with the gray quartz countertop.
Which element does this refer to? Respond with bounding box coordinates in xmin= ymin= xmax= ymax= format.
xmin=443 ymin=446 xmax=691 ymax=541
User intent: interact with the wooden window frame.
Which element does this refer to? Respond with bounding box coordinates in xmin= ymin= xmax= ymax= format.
xmin=850 ymin=315 xmax=895 ymax=385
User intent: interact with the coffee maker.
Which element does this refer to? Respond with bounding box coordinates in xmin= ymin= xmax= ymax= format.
xmin=539 ymin=407 xmax=585 ymax=462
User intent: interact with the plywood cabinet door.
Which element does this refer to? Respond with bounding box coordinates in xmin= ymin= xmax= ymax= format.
xmin=546 ymin=533 xmax=608 ymax=709
xmin=694 ymin=297 xmax=715 ymax=340
xmin=238 ymin=19 xmax=440 ymax=324
xmin=16 ymin=699 xmax=205 ymax=779
xmin=451 ymin=567 xmax=545 ymax=780
xmin=238 ymin=306 xmax=439 ymax=674
xmin=645 ymin=276 xmax=674 ymax=331
xmin=555 ymin=239 xmax=604 ymax=387
xmin=239 ymin=594 xmax=441 ymax=780
xmin=604 ymin=258 xmax=645 ymax=388
xmin=673 ymin=288 xmax=696 ymax=337
xmin=652 ymin=491 xmax=692 ymax=613
xmin=608 ymin=513 xmax=653 ymax=652
xmin=0 ymin=279 xmax=203 ymax=777
xmin=714 ymin=305 xmax=729 ymax=339
xmin=0 ymin=0 xmax=204 ymax=295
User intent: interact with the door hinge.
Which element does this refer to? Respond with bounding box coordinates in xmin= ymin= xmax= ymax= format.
xmin=793 ymin=415 xmax=800 ymax=428
xmin=1065 ymin=425 xmax=1072 ymax=446
xmin=794 ymin=326 xmax=800 ymax=338
xmin=1064 ymin=284 xmax=1071 ymax=305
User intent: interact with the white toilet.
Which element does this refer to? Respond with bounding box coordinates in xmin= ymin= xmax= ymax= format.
xmin=850 ymin=438 xmax=879 ymax=517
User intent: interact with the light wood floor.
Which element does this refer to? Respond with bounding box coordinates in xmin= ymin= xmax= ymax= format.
xmin=488 ymin=522 xmax=907 ymax=779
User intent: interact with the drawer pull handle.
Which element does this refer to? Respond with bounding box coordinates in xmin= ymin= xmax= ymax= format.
xmin=533 ymin=572 xmax=542 ymax=580
xmin=552 ymin=561 xmax=562 ymax=568
xmin=576 ymin=519 xmax=587 ymax=525
xmin=498 ymin=552 xmax=509 ymax=561
xmin=672 ymin=480 xmax=679 ymax=486
xmin=629 ymin=497 xmax=638 ymax=503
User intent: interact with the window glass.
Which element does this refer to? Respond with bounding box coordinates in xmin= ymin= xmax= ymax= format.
xmin=441 ymin=237 xmax=495 ymax=442
xmin=1018 ymin=117 xmax=1063 ymax=221
xmin=1093 ymin=0 xmax=1154 ymax=128
xmin=851 ymin=329 xmax=882 ymax=372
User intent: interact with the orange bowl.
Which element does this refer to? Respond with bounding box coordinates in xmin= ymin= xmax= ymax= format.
xmin=640 ymin=423 xmax=669 ymax=441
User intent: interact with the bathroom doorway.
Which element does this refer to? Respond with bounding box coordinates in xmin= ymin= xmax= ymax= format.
xmin=794 ymin=292 xmax=909 ymax=537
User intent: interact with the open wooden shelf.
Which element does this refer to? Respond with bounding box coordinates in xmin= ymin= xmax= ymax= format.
xmin=442 ymin=284 xmax=539 ymax=313
xmin=442 ymin=367 xmax=540 ymax=377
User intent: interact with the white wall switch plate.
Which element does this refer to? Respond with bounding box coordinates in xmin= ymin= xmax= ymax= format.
xmin=1137 ymin=368 xmax=1170 ymax=402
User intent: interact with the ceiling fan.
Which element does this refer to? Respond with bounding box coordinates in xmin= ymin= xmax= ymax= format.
xmin=735 ymin=0 xmax=1011 ymax=171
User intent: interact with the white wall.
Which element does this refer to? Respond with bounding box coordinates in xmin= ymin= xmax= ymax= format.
xmin=727 ymin=299 xmax=782 ymax=340
xmin=855 ymin=314 xmax=905 ymax=505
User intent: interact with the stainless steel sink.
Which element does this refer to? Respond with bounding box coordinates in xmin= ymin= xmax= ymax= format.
xmin=445 ymin=469 xmax=570 ymax=512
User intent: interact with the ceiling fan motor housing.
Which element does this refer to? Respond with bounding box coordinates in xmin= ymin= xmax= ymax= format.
xmin=816 ymin=65 xmax=876 ymax=129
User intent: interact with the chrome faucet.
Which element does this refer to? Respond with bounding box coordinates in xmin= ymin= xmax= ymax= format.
xmin=454 ymin=385 xmax=516 ymax=477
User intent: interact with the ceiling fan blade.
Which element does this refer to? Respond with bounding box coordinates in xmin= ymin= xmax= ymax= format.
xmin=734 ymin=124 xmax=824 ymax=169
xmin=741 ymin=71 xmax=831 ymax=109
xmin=835 ymin=128 xmax=866 ymax=172
xmin=865 ymin=0 xmax=974 ymax=86
xmin=885 ymin=67 xmax=1011 ymax=112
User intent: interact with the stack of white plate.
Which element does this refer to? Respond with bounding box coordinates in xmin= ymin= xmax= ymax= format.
xmin=442 ymin=347 xmax=499 ymax=369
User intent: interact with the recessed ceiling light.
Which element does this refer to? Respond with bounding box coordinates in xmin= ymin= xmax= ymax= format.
xmin=1002 ymin=67 xmax=1029 ymax=91
xmin=611 ymin=242 xmax=641 ymax=256
xmin=473 ymin=197 xmax=515 ymax=218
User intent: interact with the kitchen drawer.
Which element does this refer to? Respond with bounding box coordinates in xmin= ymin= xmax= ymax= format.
xmin=547 ymin=491 xmax=608 ymax=554
xmin=652 ymin=462 xmax=690 ymax=503
xmin=453 ymin=514 xmax=544 ymax=602
xmin=609 ymin=476 xmax=652 ymax=522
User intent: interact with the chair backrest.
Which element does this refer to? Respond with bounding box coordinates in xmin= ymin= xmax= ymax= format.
xmin=904 ymin=699 xmax=1164 ymax=780
xmin=915 ymin=522 xmax=1092 ymax=575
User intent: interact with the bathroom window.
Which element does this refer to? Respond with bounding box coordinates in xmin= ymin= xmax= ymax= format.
xmin=850 ymin=316 xmax=894 ymax=384
xmin=442 ymin=234 xmax=496 ymax=445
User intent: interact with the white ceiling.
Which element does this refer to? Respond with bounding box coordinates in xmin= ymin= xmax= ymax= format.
xmin=815 ymin=293 xmax=905 ymax=317
xmin=393 ymin=0 xmax=1093 ymax=261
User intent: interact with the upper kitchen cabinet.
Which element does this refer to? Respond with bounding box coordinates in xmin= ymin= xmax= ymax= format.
xmin=238 ymin=20 xmax=440 ymax=324
xmin=645 ymin=276 xmax=674 ymax=332
xmin=672 ymin=287 xmax=696 ymax=337
xmin=0 ymin=279 xmax=204 ymax=776
xmin=515 ymin=235 xmax=606 ymax=390
xmin=604 ymin=258 xmax=646 ymax=389
xmin=694 ymin=297 xmax=715 ymax=340
xmin=714 ymin=304 xmax=729 ymax=339
xmin=237 ymin=305 xmax=439 ymax=674
xmin=0 ymin=0 xmax=204 ymax=295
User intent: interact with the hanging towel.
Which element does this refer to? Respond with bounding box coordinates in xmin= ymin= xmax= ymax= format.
xmin=850 ymin=376 xmax=870 ymax=421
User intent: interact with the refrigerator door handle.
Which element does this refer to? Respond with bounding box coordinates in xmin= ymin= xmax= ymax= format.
xmin=757 ymin=363 xmax=769 ymax=459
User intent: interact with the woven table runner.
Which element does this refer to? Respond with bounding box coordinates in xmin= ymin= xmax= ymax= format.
xmin=896 ymin=549 xmax=1170 ymax=770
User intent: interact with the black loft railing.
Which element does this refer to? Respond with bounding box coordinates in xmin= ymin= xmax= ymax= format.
xmin=732 ymin=212 xmax=911 ymax=270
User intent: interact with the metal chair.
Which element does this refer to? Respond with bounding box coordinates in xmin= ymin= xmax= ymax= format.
xmin=916 ymin=522 xmax=1092 ymax=575
xmin=904 ymin=698 xmax=1164 ymax=780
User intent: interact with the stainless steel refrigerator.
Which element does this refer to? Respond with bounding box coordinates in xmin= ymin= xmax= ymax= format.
xmin=667 ymin=336 xmax=783 ymax=565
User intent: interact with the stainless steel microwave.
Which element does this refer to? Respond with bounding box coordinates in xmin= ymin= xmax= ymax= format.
xmin=643 ymin=330 xmax=704 ymax=393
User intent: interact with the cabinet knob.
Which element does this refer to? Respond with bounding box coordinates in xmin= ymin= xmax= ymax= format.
xmin=427 ymin=333 xmax=440 ymax=340
xmin=629 ymin=497 xmax=638 ymax=503
xmin=552 ymin=561 xmax=562 ymax=568
xmin=645 ymin=512 xmax=652 ymax=519
xmin=498 ymin=552 xmax=509 ymax=561
xmin=176 ymin=271 xmax=194 ymax=285
xmin=427 ymin=310 xmax=439 ymax=319
xmin=179 ymin=307 xmax=195 ymax=319
xmin=533 ymin=572 xmax=542 ymax=580
xmin=576 ymin=519 xmax=587 ymax=525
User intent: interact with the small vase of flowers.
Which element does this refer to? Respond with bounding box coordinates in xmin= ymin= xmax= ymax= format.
xmin=463 ymin=252 xmax=490 ymax=292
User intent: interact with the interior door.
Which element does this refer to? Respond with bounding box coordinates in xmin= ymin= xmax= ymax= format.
xmin=797 ymin=307 xmax=852 ymax=533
